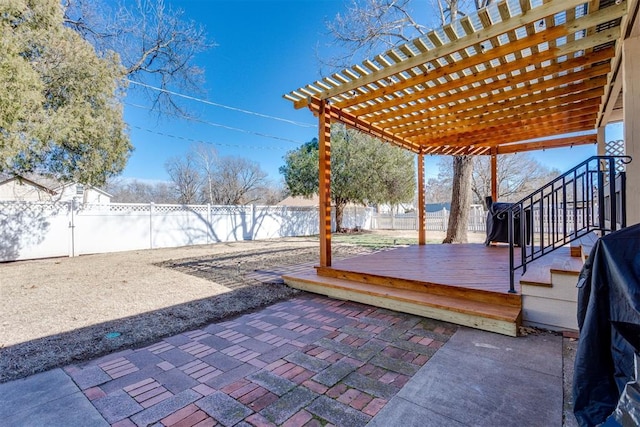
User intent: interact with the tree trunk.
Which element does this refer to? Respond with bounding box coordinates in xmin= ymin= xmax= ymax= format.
xmin=443 ymin=155 xmax=474 ymax=243
xmin=335 ymin=201 xmax=345 ymax=232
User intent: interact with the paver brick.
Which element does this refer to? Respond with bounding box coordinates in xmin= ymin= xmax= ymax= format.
xmin=92 ymin=390 xmax=143 ymax=424
xmin=348 ymin=339 xmax=387 ymax=362
xmin=337 ymin=388 xmax=361 ymax=405
xmin=281 ymin=365 xmax=306 ymax=380
xmin=284 ymin=351 xmax=331 ymax=373
xmin=312 ymin=359 xmax=359 ymax=387
xmin=259 ymin=386 xmax=318 ymax=425
xmin=196 ymin=391 xmax=252 ymax=427
xmin=247 ymin=370 xmax=296 ymax=396
xmin=306 ymin=395 xmax=371 ymax=427
xmin=221 ymin=379 xmax=251 ymax=394
xmin=131 ymin=389 xmax=201 ymax=426
xmin=343 ymin=372 xmax=398 ymax=399
xmin=290 ymin=369 xmax=314 ymax=385
xmin=111 ymin=419 xmax=137 ymax=427
xmin=69 ymin=365 xmax=112 ymax=390
xmin=281 ymin=409 xmax=313 ymax=427
xmin=249 ymin=391 xmax=279 ymax=412
xmin=314 ymin=338 xmax=353 ymax=356
xmin=362 ymin=397 xmax=388 ymax=416
xmin=350 ymin=391 xmax=373 ymax=410
xmin=302 ymin=380 xmax=328 ymax=395
xmin=370 ymin=354 xmax=419 ymax=376
xmin=229 ymin=382 xmax=259 ymax=399
xmin=326 ymin=383 xmax=348 ymax=399
xmin=204 ymin=364 xmax=259 ymax=389
xmin=238 ymin=386 xmax=269 ymax=405
xmin=154 ymin=368 xmax=200 ymax=394
xmin=161 ymin=403 xmax=199 ymax=426
xmin=84 ymin=386 xmax=107 ymax=401
xmin=245 ymin=413 xmax=276 ymax=427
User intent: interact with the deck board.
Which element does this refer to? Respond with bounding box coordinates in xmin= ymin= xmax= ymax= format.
xmin=325 ymin=244 xmax=519 ymax=294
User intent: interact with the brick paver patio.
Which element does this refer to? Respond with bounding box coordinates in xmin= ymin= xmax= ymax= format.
xmin=64 ymin=294 xmax=456 ymax=426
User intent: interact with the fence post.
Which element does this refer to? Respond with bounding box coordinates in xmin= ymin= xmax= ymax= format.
xmin=149 ymin=202 xmax=154 ymax=249
xmin=69 ymin=199 xmax=76 ymax=257
xmin=442 ymin=208 xmax=448 ymax=231
xmin=207 ymin=203 xmax=212 ymax=244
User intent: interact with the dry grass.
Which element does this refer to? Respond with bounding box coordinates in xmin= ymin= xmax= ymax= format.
xmin=0 ymin=237 xmax=369 ymax=382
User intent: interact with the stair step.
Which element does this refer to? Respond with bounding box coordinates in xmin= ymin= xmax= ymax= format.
xmin=550 ymin=256 xmax=583 ymax=276
xmin=283 ymin=271 xmax=521 ymax=337
xmin=316 ymin=266 xmax=520 ymax=307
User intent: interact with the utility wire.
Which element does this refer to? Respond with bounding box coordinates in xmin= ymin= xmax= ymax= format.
xmin=131 ymin=125 xmax=293 ymax=151
xmin=126 ymin=102 xmax=304 ymax=144
xmin=127 ymin=79 xmax=316 ymax=128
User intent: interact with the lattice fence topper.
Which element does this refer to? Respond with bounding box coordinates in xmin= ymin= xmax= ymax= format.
xmin=151 ymin=204 xmax=208 ymax=213
xmin=0 ymin=200 xmax=68 ymax=213
xmin=605 ymin=139 xmax=626 ymax=172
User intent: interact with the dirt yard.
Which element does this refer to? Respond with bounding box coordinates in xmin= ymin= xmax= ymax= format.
xmin=0 ymin=230 xmax=485 ymax=382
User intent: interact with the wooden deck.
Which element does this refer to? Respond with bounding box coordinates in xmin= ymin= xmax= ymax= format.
xmin=282 ymin=244 xmax=523 ymax=337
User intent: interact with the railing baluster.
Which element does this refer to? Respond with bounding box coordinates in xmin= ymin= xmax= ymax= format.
xmin=500 ymin=155 xmax=631 ymax=293
xmin=609 ymin=157 xmax=617 ymax=232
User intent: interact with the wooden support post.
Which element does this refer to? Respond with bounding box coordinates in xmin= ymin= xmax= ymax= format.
xmin=418 ymin=154 xmax=426 ymax=245
xmin=318 ymin=100 xmax=332 ymax=266
xmin=597 ymin=126 xmax=606 ymax=156
xmin=490 ymin=148 xmax=498 ymax=202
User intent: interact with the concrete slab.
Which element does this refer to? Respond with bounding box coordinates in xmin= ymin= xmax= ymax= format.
xmin=0 ymin=368 xmax=108 ymax=427
xmin=443 ymin=326 xmax=564 ymax=377
xmin=367 ymin=396 xmax=465 ymax=427
xmin=368 ymin=327 xmax=563 ymax=427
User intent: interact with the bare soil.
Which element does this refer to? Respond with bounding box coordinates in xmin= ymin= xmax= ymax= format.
xmin=0 ymin=235 xmax=379 ymax=382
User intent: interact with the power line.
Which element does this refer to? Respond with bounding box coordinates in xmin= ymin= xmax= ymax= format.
xmin=126 ymin=102 xmax=304 ymax=144
xmin=127 ymin=79 xmax=316 ymax=128
xmin=131 ymin=125 xmax=294 ymax=151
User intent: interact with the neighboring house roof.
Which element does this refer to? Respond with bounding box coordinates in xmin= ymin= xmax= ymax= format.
xmin=276 ymin=195 xmax=363 ymax=208
xmin=277 ymin=195 xmax=319 ymax=207
xmin=0 ymin=174 xmax=57 ymax=196
xmin=0 ymin=173 xmax=112 ymax=198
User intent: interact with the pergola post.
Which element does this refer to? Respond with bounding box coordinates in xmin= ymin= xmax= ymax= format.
xmin=597 ymin=126 xmax=606 ymax=156
xmin=623 ymin=32 xmax=640 ymax=225
xmin=490 ymin=148 xmax=498 ymax=202
xmin=417 ymin=154 xmax=426 ymax=245
xmin=318 ymin=100 xmax=332 ymax=266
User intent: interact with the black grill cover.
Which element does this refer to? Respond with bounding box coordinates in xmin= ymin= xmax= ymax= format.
xmin=573 ymin=224 xmax=640 ymax=426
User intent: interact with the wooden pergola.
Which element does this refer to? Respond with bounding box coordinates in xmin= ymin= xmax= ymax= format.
xmin=284 ymin=0 xmax=638 ymax=267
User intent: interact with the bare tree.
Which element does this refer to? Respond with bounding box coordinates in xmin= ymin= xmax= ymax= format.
xmin=323 ymin=0 xmax=493 ymax=243
xmin=62 ymin=0 xmax=214 ymax=115
xmin=105 ymin=178 xmax=177 ymax=203
xmin=322 ymin=0 xmax=427 ymax=70
xmin=210 ymin=157 xmax=269 ymax=205
xmin=471 ymin=154 xmax=560 ymax=205
xmin=193 ymin=143 xmax=218 ymax=205
xmin=165 ymin=154 xmax=201 ymax=204
xmin=428 ymin=154 xmax=560 ymax=208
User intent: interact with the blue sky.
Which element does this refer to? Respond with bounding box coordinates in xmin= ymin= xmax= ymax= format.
xmin=121 ymin=0 xmax=623 ymax=185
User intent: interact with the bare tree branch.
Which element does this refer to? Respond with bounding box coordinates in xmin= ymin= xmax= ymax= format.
xmin=63 ymin=0 xmax=215 ymax=117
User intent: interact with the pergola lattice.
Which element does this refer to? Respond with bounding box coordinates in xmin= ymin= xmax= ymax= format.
xmin=285 ymin=0 xmax=628 ymax=155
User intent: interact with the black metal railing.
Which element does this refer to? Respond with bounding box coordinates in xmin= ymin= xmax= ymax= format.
xmin=495 ymin=155 xmax=632 ymax=292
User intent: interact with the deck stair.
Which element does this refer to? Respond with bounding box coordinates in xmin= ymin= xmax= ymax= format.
xmin=520 ymin=233 xmax=597 ymax=331
xmin=283 ymin=263 xmax=522 ymax=337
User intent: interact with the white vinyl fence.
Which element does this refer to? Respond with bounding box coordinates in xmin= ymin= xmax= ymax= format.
xmin=0 ymin=201 xmax=372 ymax=262
xmin=372 ymin=205 xmax=487 ymax=232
